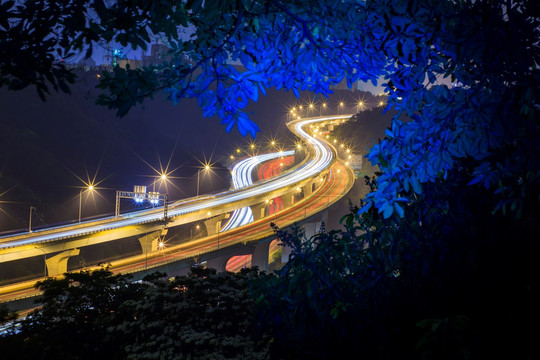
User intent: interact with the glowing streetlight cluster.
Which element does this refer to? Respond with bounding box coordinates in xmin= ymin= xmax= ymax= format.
xmin=196 ymin=162 xmax=213 ymax=197
xmin=288 ymin=96 xmax=387 ymax=119
xmin=1 ymin=114 xmax=354 ymax=250
xmin=229 ymin=136 xmax=289 ymax=162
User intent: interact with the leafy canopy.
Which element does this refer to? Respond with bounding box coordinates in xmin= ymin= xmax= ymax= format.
xmin=1 ymin=0 xmax=538 ymax=218
xmin=0 ymin=267 xmax=270 ymax=360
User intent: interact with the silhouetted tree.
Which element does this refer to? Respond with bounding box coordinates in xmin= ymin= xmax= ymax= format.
xmin=0 ymin=267 xmax=270 ymax=360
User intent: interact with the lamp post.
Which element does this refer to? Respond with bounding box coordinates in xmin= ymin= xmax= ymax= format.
xmin=29 ymin=206 xmax=36 ymax=233
xmin=197 ymin=165 xmax=210 ymax=196
xmin=153 ymin=174 xmax=167 ymax=192
xmin=79 ymin=185 xmax=94 ymax=222
xmin=144 ymin=233 xmax=149 ymax=269
xmin=191 ymin=224 xmax=200 ymax=240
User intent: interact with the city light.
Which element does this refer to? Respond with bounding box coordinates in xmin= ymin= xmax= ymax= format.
xmin=197 ymin=162 xmax=212 ymax=197
xmin=79 ymin=184 xmax=96 ymax=222
xmin=1 ymin=114 xmax=351 ymax=251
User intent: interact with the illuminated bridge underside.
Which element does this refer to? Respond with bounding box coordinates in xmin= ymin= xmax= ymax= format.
xmin=0 ymin=115 xmax=354 ymax=265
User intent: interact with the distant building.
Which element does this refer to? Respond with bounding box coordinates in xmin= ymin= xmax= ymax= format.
xmin=142 ymin=43 xmax=172 ymax=66
xmin=117 ymin=59 xmax=143 ymax=69
xmin=77 ymin=56 xmax=96 ymax=68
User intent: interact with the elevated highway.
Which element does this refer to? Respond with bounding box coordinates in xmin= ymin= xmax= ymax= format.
xmin=0 ymin=114 xmax=356 ymax=306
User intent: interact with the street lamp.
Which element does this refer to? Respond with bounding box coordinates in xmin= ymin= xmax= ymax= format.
xmin=153 ymin=173 xmax=167 ymax=192
xmin=79 ymin=185 xmax=94 ymax=222
xmin=191 ymin=224 xmax=200 ymax=240
xmin=29 ymin=206 xmax=36 ymax=233
xmin=197 ymin=165 xmax=210 ymax=196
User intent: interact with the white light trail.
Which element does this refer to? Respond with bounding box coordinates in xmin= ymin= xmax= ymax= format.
xmin=221 ymin=150 xmax=295 ymax=232
xmin=0 ymin=115 xmax=351 ymax=249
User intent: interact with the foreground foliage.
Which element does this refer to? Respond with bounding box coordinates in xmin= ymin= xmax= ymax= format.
xmin=255 ymin=174 xmax=540 ymax=359
xmin=2 ymin=168 xmax=539 ymax=359
xmin=2 ymin=0 xmax=538 ymax=219
xmin=0 ymin=1 xmax=538 ymax=358
xmin=0 ymin=267 xmax=270 ymax=360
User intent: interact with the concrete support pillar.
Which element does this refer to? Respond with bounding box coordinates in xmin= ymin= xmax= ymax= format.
xmin=303 ymin=222 xmax=317 ymax=240
xmin=303 ymin=211 xmax=328 ymax=240
xmin=251 ymin=241 xmax=270 ymax=272
xmin=138 ymin=229 xmax=168 ymax=253
xmin=205 ymin=255 xmax=229 ymax=273
xmin=249 ymin=203 xmax=267 ymax=221
xmin=282 ymin=193 xmax=294 ymax=208
xmin=303 ymin=182 xmax=313 ymax=197
xmin=281 ymin=242 xmax=293 ymax=263
xmin=45 ymin=249 xmax=80 ymax=276
xmin=204 ymin=214 xmax=229 ymax=236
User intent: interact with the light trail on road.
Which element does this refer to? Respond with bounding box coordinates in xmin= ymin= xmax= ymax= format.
xmin=111 ymin=159 xmax=352 ymax=276
xmin=0 ymin=115 xmax=356 ymax=306
xmin=221 ymin=150 xmax=295 ymax=232
xmin=0 ymin=115 xmax=352 ymax=252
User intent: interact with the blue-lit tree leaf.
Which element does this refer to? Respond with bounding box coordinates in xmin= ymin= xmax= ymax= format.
xmin=382 ymin=203 xmax=394 ymax=219
xmin=393 ymin=202 xmax=404 ymax=218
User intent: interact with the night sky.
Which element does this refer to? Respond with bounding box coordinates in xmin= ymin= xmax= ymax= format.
xmin=0 ymin=69 xmax=380 ymax=232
